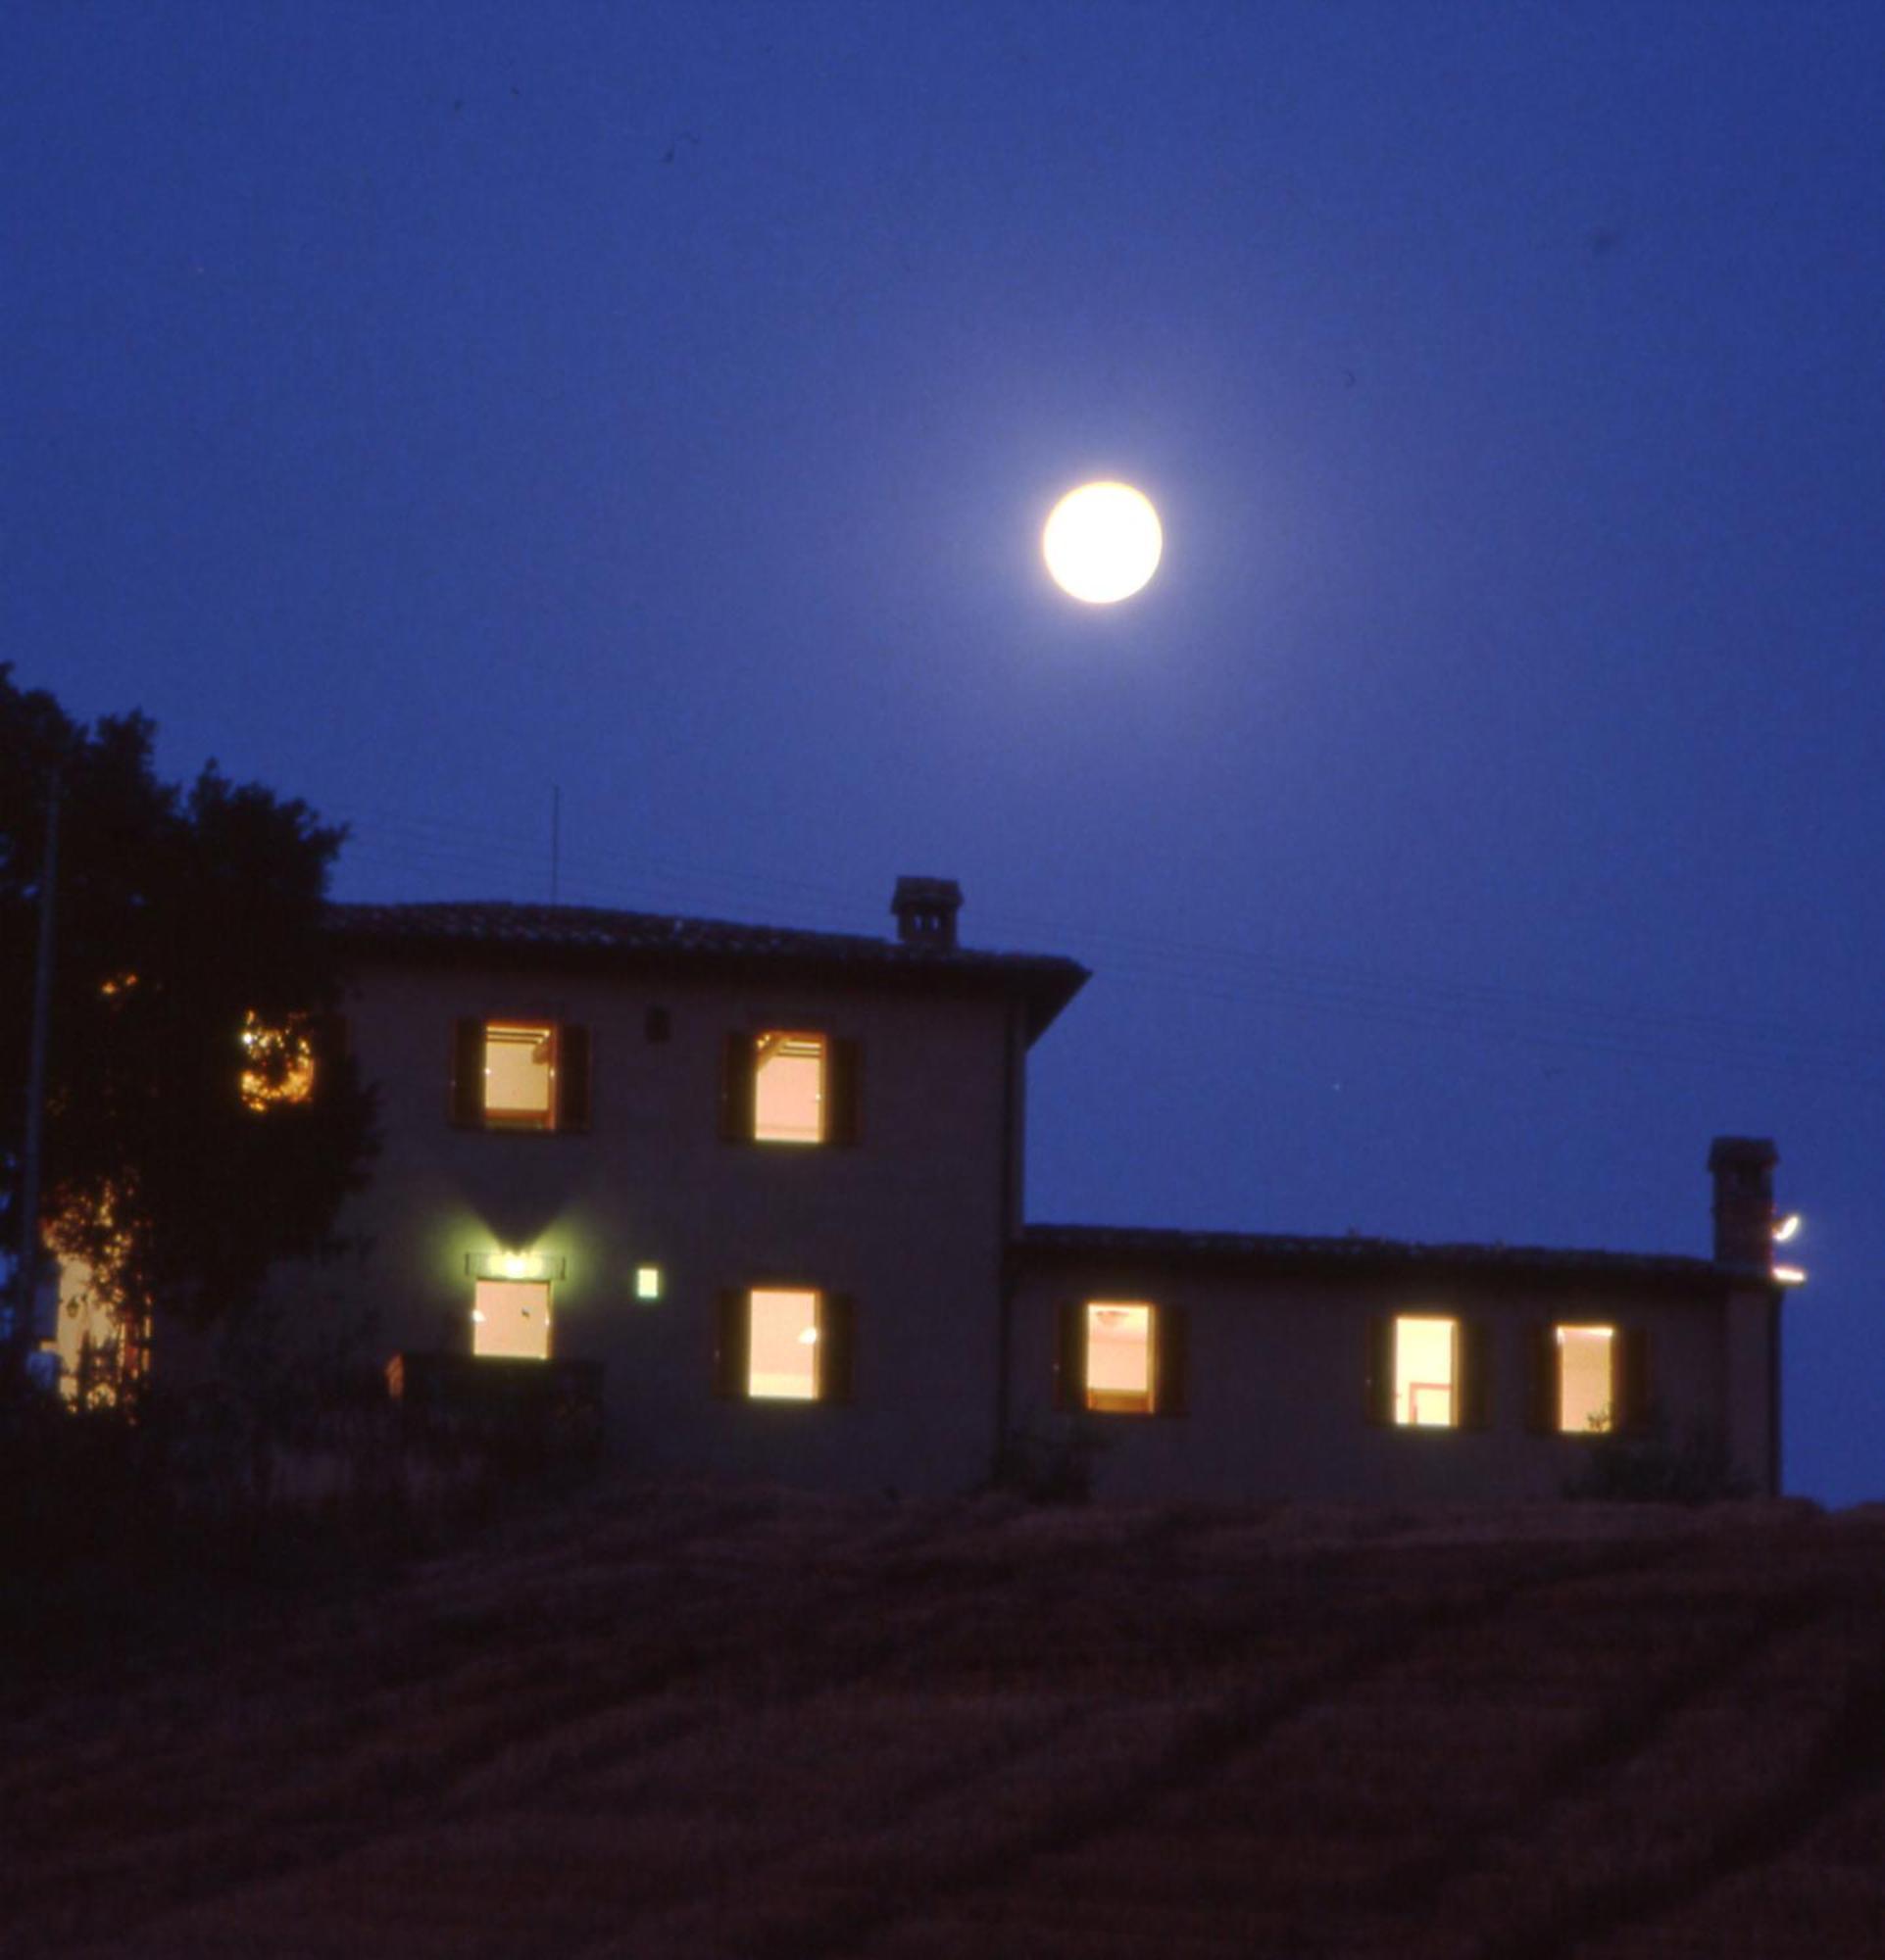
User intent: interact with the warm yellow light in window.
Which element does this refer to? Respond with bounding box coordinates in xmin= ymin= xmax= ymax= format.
xmin=1394 ymin=1315 xmax=1457 ymax=1427
xmin=484 ymin=1023 xmax=555 ymax=1122
xmin=749 ymin=1288 xmax=819 ymax=1398
xmin=635 ymin=1265 xmax=663 ymax=1300
xmin=1086 ymin=1301 xmax=1155 ymax=1414
xmin=472 ymin=1279 xmax=551 ymax=1359
xmin=1557 ymin=1325 xmax=1614 ymax=1434
xmin=239 ymin=1012 xmax=316 ymax=1109
xmin=754 ymin=1033 xmax=825 ymax=1143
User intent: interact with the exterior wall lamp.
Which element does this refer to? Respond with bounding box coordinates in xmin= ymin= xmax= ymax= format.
xmin=465 ymin=1250 xmax=567 ymax=1282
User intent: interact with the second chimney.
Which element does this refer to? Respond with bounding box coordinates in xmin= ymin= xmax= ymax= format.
xmin=1708 ymin=1136 xmax=1778 ymax=1268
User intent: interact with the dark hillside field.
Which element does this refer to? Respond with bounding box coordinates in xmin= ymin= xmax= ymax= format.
xmin=4 ymin=1488 xmax=1884 ymax=1958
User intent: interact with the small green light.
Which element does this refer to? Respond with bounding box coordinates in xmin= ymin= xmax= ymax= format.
xmin=635 ymin=1265 xmax=663 ymax=1300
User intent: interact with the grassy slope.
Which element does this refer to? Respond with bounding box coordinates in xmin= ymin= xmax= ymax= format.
xmin=3 ymin=1488 xmax=1883 ymax=1959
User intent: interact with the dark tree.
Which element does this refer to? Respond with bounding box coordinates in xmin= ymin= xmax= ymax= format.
xmin=0 ymin=666 xmax=376 ymax=1389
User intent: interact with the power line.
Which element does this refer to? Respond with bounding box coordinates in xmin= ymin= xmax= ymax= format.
xmin=328 ymin=807 xmax=1884 ymax=1093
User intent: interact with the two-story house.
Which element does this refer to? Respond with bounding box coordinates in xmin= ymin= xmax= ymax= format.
xmin=103 ymin=877 xmax=1792 ymax=1500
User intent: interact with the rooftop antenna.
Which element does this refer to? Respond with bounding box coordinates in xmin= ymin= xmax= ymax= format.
xmin=550 ymin=786 xmax=561 ymax=906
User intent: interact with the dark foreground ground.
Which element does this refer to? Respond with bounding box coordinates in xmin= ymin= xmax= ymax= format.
xmin=3 ymin=1485 xmax=1884 ymax=1959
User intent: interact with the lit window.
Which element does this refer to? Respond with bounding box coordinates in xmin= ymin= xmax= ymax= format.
xmin=754 ymin=1033 xmax=825 ymax=1144
xmin=748 ymin=1287 xmax=820 ymax=1399
xmin=239 ymin=1012 xmax=316 ymax=1110
xmin=1394 ymin=1315 xmax=1458 ymax=1428
xmin=483 ymin=1022 xmax=556 ymax=1126
xmin=635 ymin=1264 xmax=663 ymax=1300
xmin=1557 ymin=1325 xmax=1614 ymax=1433
xmin=471 ymin=1279 xmax=551 ymax=1360
xmin=453 ymin=1018 xmax=589 ymax=1132
xmin=1085 ymin=1301 xmax=1156 ymax=1414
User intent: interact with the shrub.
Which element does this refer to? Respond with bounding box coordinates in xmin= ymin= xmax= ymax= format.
xmin=1564 ymin=1408 xmax=1755 ymax=1504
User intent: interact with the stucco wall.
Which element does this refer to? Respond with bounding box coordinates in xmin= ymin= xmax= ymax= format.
xmin=267 ymin=957 xmax=1021 ymax=1495
xmin=1009 ymin=1259 xmax=1750 ymax=1504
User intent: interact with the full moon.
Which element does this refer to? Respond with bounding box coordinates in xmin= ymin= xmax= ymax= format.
xmin=1042 ymin=480 xmax=1163 ymax=604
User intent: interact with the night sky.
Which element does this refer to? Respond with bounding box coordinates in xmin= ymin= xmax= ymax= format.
xmin=9 ymin=4 xmax=1881 ymax=1502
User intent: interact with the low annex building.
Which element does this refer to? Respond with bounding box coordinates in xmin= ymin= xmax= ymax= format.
xmin=95 ymin=880 xmax=1796 ymax=1500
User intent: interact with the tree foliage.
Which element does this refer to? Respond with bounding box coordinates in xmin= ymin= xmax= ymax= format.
xmin=1 ymin=666 xmax=376 ymax=1380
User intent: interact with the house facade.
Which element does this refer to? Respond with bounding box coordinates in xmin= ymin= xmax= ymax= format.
xmin=217 ymin=881 xmax=1790 ymax=1499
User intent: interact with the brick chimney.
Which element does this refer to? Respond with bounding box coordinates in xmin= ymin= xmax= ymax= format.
xmin=891 ymin=876 xmax=963 ymax=951
xmin=1708 ymin=1136 xmax=1778 ymax=1268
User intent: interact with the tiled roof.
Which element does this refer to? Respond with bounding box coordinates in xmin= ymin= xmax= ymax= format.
xmin=1020 ymin=1222 xmax=1740 ymax=1290
xmin=326 ymin=901 xmax=1088 ymax=1038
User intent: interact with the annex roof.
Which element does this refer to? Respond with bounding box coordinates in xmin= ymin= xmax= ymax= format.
xmin=1020 ymin=1222 xmax=1740 ymax=1293
xmin=327 ymin=901 xmax=1088 ymax=1041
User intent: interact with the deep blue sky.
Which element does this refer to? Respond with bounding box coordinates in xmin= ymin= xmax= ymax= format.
xmin=9 ymin=3 xmax=1882 ymax=1501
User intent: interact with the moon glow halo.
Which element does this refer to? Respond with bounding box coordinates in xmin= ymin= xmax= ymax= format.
xmin=1042 ymin=481 xmax=1163 ymax=604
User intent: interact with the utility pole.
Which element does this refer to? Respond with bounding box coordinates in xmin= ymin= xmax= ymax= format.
xmin=550 ymin=785 xmax=561 ymax=906
xmin=10 ymin=770 xmax=60 ymax=1379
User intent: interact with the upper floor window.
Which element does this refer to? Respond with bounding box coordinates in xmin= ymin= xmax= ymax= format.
xmin=452 ymin=1018 xmax=590 ymax=1132
xmin=721 ymin=1030 xmax=860 ymax=1146
xmin=1055 ymin=1298 xmax=1187 ymax=1416
xmin=757 ymin=1033 xmax=825 ymax=1143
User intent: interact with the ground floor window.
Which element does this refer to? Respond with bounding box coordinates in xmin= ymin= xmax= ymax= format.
xmin=749 ymin=1287 xmax=821 ymax=1399
xmin=1367 ymin=1312 xmax=1490 ymax=1430
xmin=717 ymin=1287 xmax=855 ymax=1402
xmin=1056 ymin=1298 xmax=1187 ymax=1416
xmin=1532 ymin=1322 xmax=1650 ymax=1436
xmin=1394 ymin=1314 xmax=1458 ymax=1427
xmin=472 ymin=1278 xmax=552 ymax=1359
xmin=1557 ymin=1325 xmax=1615 ymax=1433
xmin=1085 ymin=1301 xmax=1156 ymax=1414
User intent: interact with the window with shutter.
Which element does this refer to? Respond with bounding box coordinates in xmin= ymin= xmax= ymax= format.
xmin=1392 ymin=1314 xmax=1459 ymax=1428
xmin=1081 ymin=1301 xmax=1158 ymax=1415
xmin=753 ymin=1032 xmax=827 ymax=1143
xmin=1555 ymin=1325 xmax=1616 ymax=1434
xmin=724 ymin=1031 xmax=861 ymax=1145
xmin=719 ymin=1288 xmax=851 ymax=1403
xmin=451 ymin=1019 xmax=587 ymax=1132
